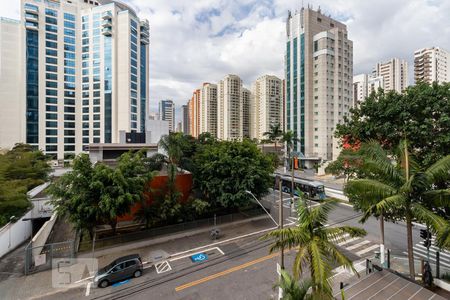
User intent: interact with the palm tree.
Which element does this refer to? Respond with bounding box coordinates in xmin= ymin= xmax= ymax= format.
xmin=158 ymin=132 xmax=185 ymax=167
xmin=263 ymin=123 xmax=283 ymax=153
xmin=282 ymin=130 xmax=299 ymax=170
xmin=274 ymin=270 xmax=316 ymax=300
xmin=262 ymin=198 xmax=366 ymax=296
xmin=344 ymin=141 xmax=450 ymax=279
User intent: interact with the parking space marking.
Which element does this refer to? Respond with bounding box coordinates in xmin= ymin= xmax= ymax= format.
xmin=155 ymin=261 xmax=172 ymax=274
xmin=85 ymin=282 xmax=91 ymax=296
xmin=169 ymin=246 xmax=224 ymax=262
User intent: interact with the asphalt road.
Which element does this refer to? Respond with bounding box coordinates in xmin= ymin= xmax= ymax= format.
xmin=40 ymin=191 xmax=430 ymax=300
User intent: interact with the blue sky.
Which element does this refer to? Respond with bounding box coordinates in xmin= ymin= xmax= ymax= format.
xmin=2 ymin=0 xmax=450 ymax=122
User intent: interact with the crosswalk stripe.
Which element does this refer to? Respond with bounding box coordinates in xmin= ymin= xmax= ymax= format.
xmin=409 ymin=249 xmax=450 ymax=268
xmin=415 ymin=244 xmax=450 ymax=259
xmin=337 ymin=237 xmax=360 ymax=247
xmin=413 ymin=247 xmax=450 ymax=263
xmin=329 ymin=233 xmax=350 ymax=243
xmin=356 ymin=244 xmax=380 ymax=256
xmin=346 ymin=240 xmax=371 ymax=251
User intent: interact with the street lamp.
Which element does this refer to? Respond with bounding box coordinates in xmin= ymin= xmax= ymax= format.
xmin=245 ymin=190 xmax=278 ymax=227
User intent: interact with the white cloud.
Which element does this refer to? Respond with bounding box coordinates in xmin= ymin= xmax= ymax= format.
xmin=2 ymin=0 xmax=450 ymax=122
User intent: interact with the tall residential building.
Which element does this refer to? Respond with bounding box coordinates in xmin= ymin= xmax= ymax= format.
xmin=0 ymin=18 xmax=25 ymax=150
xmin=159 ymin=100 xmax=175 ymax=131
xmin=217 ymin=74 xmax=243 ymax=140
xmin=188 ymin=89 xmax=200 ymax=137
xmin=414 ymin=47 xmax=450 ymax=84
xmin=181 ymin=104 xmax=189 ymax=134
xmin=19 ymin=0 xmax=149 ymax=160
xmin=373 ymin=58 xmax=408 ymax=93
xmin=250 ymin=75 xmax=282 ymax=140
xmin=148 ymin=112 xmax=159 ymax=120
xmin=352 ymin=74 xmax=368 ymax=107
xmin=285 ymin=7 xmax=353 ymax=162
xmin=199 ymin=83 xmax=218 ymax=137
xmin=241 ymin=87 xmax=251 ymax=139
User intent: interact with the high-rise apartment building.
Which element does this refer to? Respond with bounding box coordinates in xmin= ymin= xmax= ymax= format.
xmin=241 ymin=87 xmax=251 ymax=139
xmin=188 ymin=89 xmax=200 ymax=137
xmin=373 ymin=58 xmax=408 ymax=93
xmin=199 ymin=83 xmax=218 ymax=137
xmin=181 ymin=104 xmax=189 ymax=134
xmin=0 ymin=18 xmax=25 ymax=150
xmin=17 ymin=0 xmax=149 ymax=160
xmin=217 ymin=74 xmax=243 ymax=140
xmin=159 ymin=100 xmax=175 ymax=131
xmin=250 ymin=75 xmax=282 ymax=140
xmin=414 ymin=47 xmax=450 ymax=84
xmin=285 ymin=7 xmax=353 ymax=162
xmin=352 ymin=74 xmax=368 ymax=107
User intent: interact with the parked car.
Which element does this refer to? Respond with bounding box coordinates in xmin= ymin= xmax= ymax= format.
xmin=94 ymin=254 xmax=143 ymax=288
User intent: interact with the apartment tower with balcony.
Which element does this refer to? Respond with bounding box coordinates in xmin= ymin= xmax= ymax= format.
xmin=250 ymin=75 xmax=282 ymax=140
xmin=414 ymin=47 xmax=450 ymax=84
xmin=285 ymin=7 xmax=353 ymax=163
xmin=199 ymin=83 xmax=218 ymax=137
xmin=19 ymin=0 xmax=149 ymax=160
xmin=373 ymin=58 xmax=408 ymax=93
xmin=159 ymin=99 xmax=175 ymax=132
xmin=217 ymin=74 xmax=243 ymax=140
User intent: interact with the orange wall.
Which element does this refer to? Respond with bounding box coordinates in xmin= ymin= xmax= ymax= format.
xmin=117 ymin=173 xmax=193 ymax=222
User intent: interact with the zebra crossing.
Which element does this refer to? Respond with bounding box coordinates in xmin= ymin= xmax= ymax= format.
xmin=283 ymin=216 xmax=381 ymax=258
xmin=406 ymin=237 xmax=450 ymax=269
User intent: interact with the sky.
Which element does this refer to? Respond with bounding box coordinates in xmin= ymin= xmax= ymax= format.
xmin=2 ymin=0 xmax=450 ymax=121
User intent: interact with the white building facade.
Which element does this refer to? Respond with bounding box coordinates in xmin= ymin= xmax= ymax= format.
xmin=0 ymin=18 xmax=25 ymax=150
xmin=199 ymin=83 xmax=218 ymax=137
xmin=17 ymin=0 xmax=149 ymax=160
xmin=217 ymin=74 xmax=243 ymax=140
xmin=373 ymin=58 xmax=408 ymax=93
xmin=250 ymin=75 xmax=282 ymax=140
xmin=285 ymin=7 xmax=353 ymax=163
xmin=414 ymin=47 xmax=450 ymax=84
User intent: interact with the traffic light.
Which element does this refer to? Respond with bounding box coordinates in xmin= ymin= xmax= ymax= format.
xmin=423 ymin=239 xmax=431 ymax=248
xmin=420 ymin=229 xmax=429 ymax=239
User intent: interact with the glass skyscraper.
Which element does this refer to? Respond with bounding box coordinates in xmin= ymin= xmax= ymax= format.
xmin=18 ymin=0 xmax=149 ymax=160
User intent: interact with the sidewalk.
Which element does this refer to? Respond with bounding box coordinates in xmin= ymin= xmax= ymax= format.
xmin=0 ymin=216 xmax=275 ymax=300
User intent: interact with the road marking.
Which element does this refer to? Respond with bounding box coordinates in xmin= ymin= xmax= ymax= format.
xmin=346 ymin=240 xmax=371 ymax=251
xmin=175 ymin=252 xmax=279 ymax=292
xmin=75 ymin=275 xmax=94 ymax=284
xmin=329 ymin=233 xmax=349 ymax=243
xmin=169 ymin=247 xmax=224 ymax=262
xmin=155 ymin=261 xmax=172 ymax=274
xmin=356 ymin=244 xmax=380 ymax=256
xmin=85 ymin=282 xmax=91 ymax=296
xmin=337 ymin=237 xmax=360 ymax=247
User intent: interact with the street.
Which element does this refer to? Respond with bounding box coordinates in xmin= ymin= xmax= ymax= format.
xmin=35 ymin=189 xmax=442 ymax=300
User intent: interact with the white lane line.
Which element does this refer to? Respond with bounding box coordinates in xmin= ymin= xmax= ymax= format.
xmin=75 ymin=275 xmax=94 ymax=284
xmin=346 ymin=240 xmax=371 ymax=251
xmin=337 ymin=237 xmax=360 ymax=247
xmin=356 ymin=244 xmax=380 ymax=256
xmin=85 ymin=282 xmax=91 ymax=296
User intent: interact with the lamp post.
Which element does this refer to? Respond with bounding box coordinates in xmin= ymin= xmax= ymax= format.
xmin=245 ymin=190 xmax=278 ymax=227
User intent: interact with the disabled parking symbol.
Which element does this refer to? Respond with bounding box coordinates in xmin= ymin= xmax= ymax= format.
xmin=190 ymin=253 xmax=208 ymax=263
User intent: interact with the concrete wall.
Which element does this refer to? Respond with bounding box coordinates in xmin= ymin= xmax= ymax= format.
xmin=0 ymin=211 xmax=32 ymax=258
xmin=31 ymin=213 xmax=57 ymax=258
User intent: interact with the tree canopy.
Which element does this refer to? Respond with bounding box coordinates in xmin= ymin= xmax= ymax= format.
xmin=336 ymin=82 xmax=450 ymax=168
xmin=0 ymin=144 xmax=51 ymax=226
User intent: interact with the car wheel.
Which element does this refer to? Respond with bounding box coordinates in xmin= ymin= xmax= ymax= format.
xmin=99 ymin=280 xmax=109 ymax=288
xmin=134 ymin=270 xmax=142 ymax=278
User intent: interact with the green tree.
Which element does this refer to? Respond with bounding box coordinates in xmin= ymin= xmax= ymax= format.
xmin=49 ymin=152 xmax=153 ymax=236
xmin=274 ymin=270 xmax=317 ymax=300
xmin=263 ymin=123 xmax=283 ymax=153
xmin=262 ymin=198 xmax=366 ymax=296
xmin=194 ymin=139 xmax=274 ymax=209
xmin=344 ymin=141 xmax=450 ymax=279
xmin=336 ymin=82 xmax=450 ymax=168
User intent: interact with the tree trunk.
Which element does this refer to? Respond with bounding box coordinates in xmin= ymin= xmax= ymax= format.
xmin=379 ymin=213 xmax=385 ymax=245
xmin=406 ymin=213 xmax=415 ymax=279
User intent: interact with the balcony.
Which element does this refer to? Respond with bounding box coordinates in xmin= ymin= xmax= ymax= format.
xmin=25 ymin=13 xmax=39 ymax=22
xmin=140 ymin=30 xmax=149 ymax=38
xmin=24 ymin=4 xmax=38 ymax=14
xmin=140 ymin=20 xmax=149 ymax=30
xmin=25 ymin=21 xmax=39 ymax=30
xmin=141 ymin=36 xmax=149 ymax=44
xmin=102 ymin=27 xmax=112 ymax=36
xmin=102 ymin=11 xmax=112 ymax=19
xmin=101 ymin=19 xmax=112 ymax=27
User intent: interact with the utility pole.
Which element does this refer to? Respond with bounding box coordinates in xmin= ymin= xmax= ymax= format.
xmin=279 ymin=177 xmax=284 ymax=269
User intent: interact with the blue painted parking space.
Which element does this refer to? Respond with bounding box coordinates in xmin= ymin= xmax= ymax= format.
xmin=190 ymin=253 xmax=208 ymax=263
